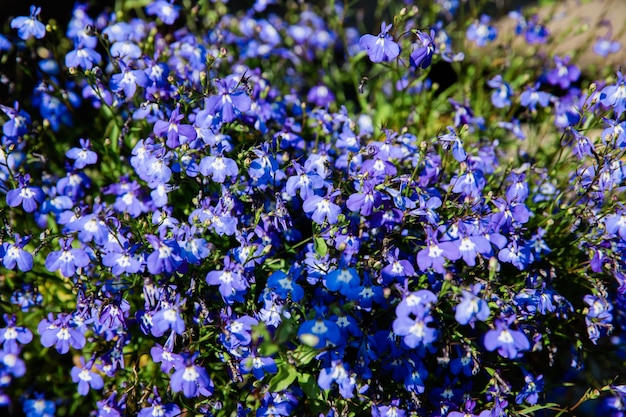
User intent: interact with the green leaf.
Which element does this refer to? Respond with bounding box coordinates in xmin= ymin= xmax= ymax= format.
xmin=292 ymin=344 xmax=319 ymax=366
xmin=314 ymin=236 xmax=328 ymax=257
xmin=268 ymin=363 xmax=297 ymax=392
xmin=297 ymin=372 xmax=321 ymax=399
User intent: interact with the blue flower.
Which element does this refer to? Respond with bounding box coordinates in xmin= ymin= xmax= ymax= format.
xmin=170 ymin=353 xmax=214 ymax=398
xmin=44 ymin=238 xmax=90 ymax=277
xmin=298 ymin=318 xmax=341 ymax=348
xmin=359 ymin=22 xmax=400 ymax=63
xmin=205 ymin=76 xmax=252 ymax=123
xmin=199 ymin=153 xmax=238 ymax=183
xmin=6 ymin=174 xmax=45 ymax=213
xmin=65 ymin=43 xmax=102 ymax=70
xmin=303 ymin=190 xmax=341 ymax=225
xmin=23 ymin=395 xmax=56 ymax=417
xmin=11 ymin=5 xmax=46 ymax=40
xmin=515 ymin=371 xmax=544 ymax=405
xmin=410 ymin=29 xmax=435 ymax=69
xmin=318 ymin=360 xmax=356 ymax=399
xmin=1 ymin=234 xmax=33 ymax=272
xmin=466 ymin=15 xmax=497 ymax=46
xmin=325 ymin=266 xmax=360 ymax=295
xmin=483 ymin=317 xmax=530 ymax=359
xmin=487 ymin=75 xmax=513 ymax=108
xmin=146 ymin=0 xmax=180 ymax=25
xmin=455 ymin=287 xmax=490 ymax=327
xmin=70 ymin=357 xmax=104 ymax=395
xmin=393 ymin=304 xmax=437 ymax=348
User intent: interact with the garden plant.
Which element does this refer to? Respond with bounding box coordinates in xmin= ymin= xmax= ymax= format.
xmin=0 ymin=0 xmax=625 ymax=416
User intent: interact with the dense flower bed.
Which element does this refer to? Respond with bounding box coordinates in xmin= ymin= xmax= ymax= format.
xmin=0 ymin=0 xmax=625 ymax=416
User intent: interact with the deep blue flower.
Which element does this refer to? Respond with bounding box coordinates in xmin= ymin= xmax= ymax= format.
xmin=325 ymin=266 xmax=360 ymax=295
xmin=359 ymin=22 xmax=400 ymax=63
xmin=11 ymin=5 xmax=46 ymax=40
xmin=298 ymin=318 xmax=341 ymax=349
xmin=515 ymin=371 xmax=544 ymax=405
xmin=23 ymin=395 xmax=56 ymax=417
xmin=66 ymin=138 xmax=98 ymax=169
xmin=410 ymin=29 xmax=436 ymax=69
xmin=393 ymin=304 xmax=437 ymax=348
xmin=65 ymin=43 xmax=102 ymax=70
xmin=318 ymin=360 xmax=356 ymax=399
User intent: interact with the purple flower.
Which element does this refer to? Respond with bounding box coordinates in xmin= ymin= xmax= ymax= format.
xmin=546 ymin=55 xmax=580 ymax=89
xmin=170 ymin=353 xmax=214 ymax=398
xmin=359 ymin=22 xmax=400 ymax=63
xmin=416 ymin=227 xmax=460 ymax=274
xmin=605 ymin=211 xmax=626 ymax=240
xmin=145 ymin=234 xmax=184 ymax=275
xmin=410 ymin=29 xmax=436 ymax=69
xmin=0 ymin=350 xmax=26 ymax=377
xmin=487 ymin=75 xmax=513 ymax=108
xmin=593 ymin=37 xmax=621 ymax=57
xmin=110 ymin=61 xmax=148 ymax=99
xmin=302 ymin=190 xmax=341 ymax=225
xmin=65 ymin=43 xmax=102 ymax=70
xmin=6 ymin=174 xmax=45 ymax=213
xmin=11 ymin=5 xmax=46 ymax=40
xmin=66 ymin=138 xmax=98 ymax=169
xmin=138 ymin=400 xmax=181 ymax=417
xmin=151 ymin=300 xmax=186 ymax=337
xmin=38 ymin=313 xmax=86 ymax=354
xmin=205 ymin=76 xmax=252 ymax=123
xmin=199 ymin=153 xmax=238 ymax=183
xmin=600 ymin=71 xmax=626 ymax=117
xmin=318 ymin=360 xmax=356 ymax=399
xmin=0 ymin=102 xmax=31 ymax=138
xmin=515 ymin=371 xmax=544 ymax=405
xmin=285 ymin=162 xmax=324 ymax=201
xmin=146 ymin=0 xmax=180 ymax=25
xmin=1 ymin=234 xmax=33 ymax=272
xmin=455 ymin=287 xmax=490 ymax=326
xmin=520 ymin=84 xmax=551 ymax=111
xmin=393 ymin=303 xmax=437 ymax=348
xmin=484 ymin=317 xmax=530 ymax=359
xmin=466 ymin=15 xmax=497 ymax=46
xmin=150 ymin=340 xmax=183 ymax=373
xmin=0 ymin=314 xmax=33 ymax=353
xmin=206 ymin=257 xmax=248 ymax=301
xmin=71 ymin=357 xmax=104 ymax=395
xmin=307 ymin=84 xmax=335 ymax=107
xmin=44 ymin=238 xmax=90 ymax=277
xmin=153 ymin=106 xmax=197 ymax=149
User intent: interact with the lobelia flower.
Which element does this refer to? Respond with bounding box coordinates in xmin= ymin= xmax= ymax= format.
xmin=151 ymin=298 xmax=186 ymax=337
xmin=546 ymin=55 xmax=580 ymax=89
xmin=199 ymin=152 xmax=238 ymax=183
xmin=6 ymin=174 xmax=45 ymax=213
xmin=153 ymin=105 xmax=197 ymax=149
xmin=359 ymin=22 xmax=400 ymax=63
xmin=240 ymin=352 xmax=278 ymax=379
xmin=593 ymin=36 xmax=621 ymax=57
xmin=483 ymin=316 xmax=530 ymax=359
xmin=455 ymin=286 xmax=491 ymax=327
xmin=206 ymin=256 xmax=248 ymax=301
xmin=466 ymin=15 xmax=498 ymax=46
xmin=600 ymin=71 xmax=626 ymax=117
xmin=146 ymin=0 xmax=180 ymax=25
xmin=298 ymin=317 xmax=341 ymax=349
xmin=416 ymin=227 xmax=460 ymax=274
xmin=0 ymin=349 xmax=26 ymax=377
xmin=410 ymin=29 xmax=436 ymax=69
xmin=487 ymin=75 xmax=513 ymax=108
xmin=303 ymin=189 xmax=341 ymax=225
xmin=0 ymin=314 xmax=33 ymax=353
xmin=605 ymin=211 xmax=626 ymax=240
xmin=205 ymin=76 xmax=252 ymax=123
xmin=145 ymin=234 xmax=184 ymax=275
xmin=520 ymin=84 xmax=551 ymax=112
xmin=23 ymin=395 xmax=56 ymax=417
xmin=307 ymin=84 xmax=335 ymax=107
xmin=150 ymin=337 xmax=183 ymax=373
xmin=170 ymin=352 xmax=214 ymax=398
xmin=38 ymin=312 xmax=86 ymax=354
xmin=65 ymin=42 xmax=102 ymax=70
xmin=138 ymin=397 xmax=181 ymax=417
xmin=1 ymin=234 xmax=34 ymax=272
xmin=318 ymin=360 xmax=356 ymax=399
xmin=44 ymin=238 xmax=90 ymax=277
xmin=515 ymin=371 xmax=544 ymax=405
xmin=71 ymin=357 xmax=104 ymax=395
xmin=393 ymin=303 xmax=438 ymax=348
xmin=109 ymin=60 xmax=148 ymax=99
xmin=0 ymin=102 xmax=31 ymax=138
xmin=66 ymin=138 xmax=98 ymax=169
xmin=11 ymin=5 xmax=46 ymax=40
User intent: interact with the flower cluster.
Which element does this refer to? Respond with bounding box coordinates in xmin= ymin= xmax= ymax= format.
xmin=0 ymin=1 xmax=625 ymax=416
